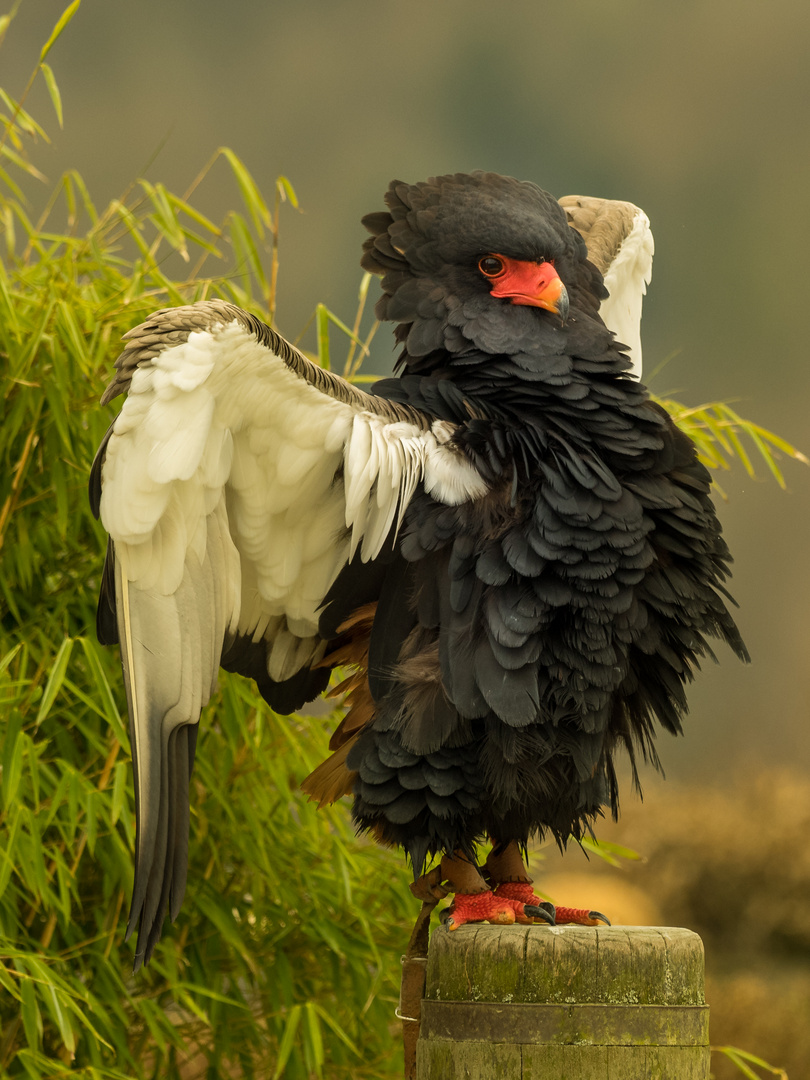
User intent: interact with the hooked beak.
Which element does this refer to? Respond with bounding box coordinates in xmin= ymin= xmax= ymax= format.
xmin=488 ymin=257 xmax=569 ymax=321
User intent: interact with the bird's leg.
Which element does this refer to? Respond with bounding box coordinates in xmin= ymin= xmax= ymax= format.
xmin=486 ymin=840 xmax=610 ymax=927
xmin=484 ymin=841 xmax=555 ymax=925
xmin=439 ymin=852 xmax=519 ymax=930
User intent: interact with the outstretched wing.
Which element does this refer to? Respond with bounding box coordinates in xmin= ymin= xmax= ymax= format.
xmin=559 ymin=195 xmax=654 ymax=378
xmin=89 ymin=298 xmax=486 ymax=966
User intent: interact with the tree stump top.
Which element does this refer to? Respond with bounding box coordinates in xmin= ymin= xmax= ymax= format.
xmin=417 ymin=925 xmax=709 ymax=1079
xmin=425 ymin=924 xmax=705 ymax=1006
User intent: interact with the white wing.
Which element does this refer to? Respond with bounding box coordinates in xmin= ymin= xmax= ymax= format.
xmin=90 ymin=299 xmax=487 ymax=966
xmin=559 ymin=195 xmax=654 ymax=379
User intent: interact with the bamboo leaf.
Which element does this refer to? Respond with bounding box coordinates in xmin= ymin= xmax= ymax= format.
xmin=219 ymin=147 xmax=272 ymax=236
xmin=723 ymin=1054 xmax=763 ymax=1080
xmin=84 ymin=788 xmax=99 ymax=854
xmin=39 ymin=0 xmax=82 ymax=63
xmin=722 ymin=417 xmax=757 ymax=477
xmin=0 ymin=163 xmax=25 ymax=205
xmin=173 ymin=982 xmax=248 ymax=1007
xmin=0 ymin=89 xmax=49 ymax=141
xmin=138 ymin=180 xmax=189 ymax=261
xmin=2 ymin=713 xmax=24 ymax=809
xmin=311 ymin=1002 xmax=361 ymax=1055
xmin=744 ymin=424 xmax=808 ymax=462
xmin=20 ymin=976 xmax=42 ymax=1051
xmin=322 ymin=304 xmax=367 ymax=349
xmin=0 ymin=143 xmax=46 ymax=183
xmin=78 ymin=636 xmax=128 ymax=745
xmin=110 ymin=761 xmax=127 ymax=826
xmin=581 ymin=836 xmax=642 ymax=866
xmin=303 ymin=1002 xmax=325 ymax=1075
xmin=165 ymin=189 xmax=222 ymax=236
xmin=171 ymin=986 xmax=211 ymax=1026
xmin=276 ymin=174 xmax=299 ymax=210
xmin=0 ymin=643 xmax=22 ymax=676
xmin=272 ymin=1005 xmax=302 ymax=1080
xmin=34 ymin=637 xmax=73 ymax=726
xmin=43 ymin=983 xmax=76 ymax=1056
xmin=227 ymin=210 xmax=268 ymax=293
xmin=0 ymin=806 xmax=21 ymax=898
xmin=713 ymin=1045 xmax=789 ymax=1078
xmin=39 ymin=63 xmax=63 ymax=128
xmin=657 ymin=394 xmax=808 ymax=485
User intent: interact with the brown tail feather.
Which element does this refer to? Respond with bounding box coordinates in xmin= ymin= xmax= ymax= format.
xmin=301 ymin=738 xmax=358 ymax=806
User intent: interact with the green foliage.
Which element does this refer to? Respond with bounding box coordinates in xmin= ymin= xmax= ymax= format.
xmin=579 ymin=837 xmax=642 ymax=868
xmin=654 ymin=397 xmax=807 ymax=492
xmin=0 ymin=8 xmax=411 ymax=1078
xmin=712 ymin=1046 xmax=790 ymax=1080
xmin=0 ymin=7 xmax=802 ymax=1078
xmin=0 ymin=636 xmax=414 ymax=1078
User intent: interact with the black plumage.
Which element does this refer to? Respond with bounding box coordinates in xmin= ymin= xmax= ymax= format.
xmin=333 ymin=172 xmax=747 ymax=858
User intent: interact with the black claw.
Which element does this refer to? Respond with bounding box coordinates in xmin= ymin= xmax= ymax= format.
xmin=589 ymin=910 xmax=611 ymax=926
xmin=524 ymin=902 xmax=556 ymax=926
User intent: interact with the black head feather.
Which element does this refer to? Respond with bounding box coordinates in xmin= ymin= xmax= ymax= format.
xmin=361 ymin=171 xmax=608 ymax=367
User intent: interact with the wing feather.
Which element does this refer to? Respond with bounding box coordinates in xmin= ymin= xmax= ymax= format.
xmin=91 ymin=299 xmax=488 ymax=964
xmin=559 ymin=195 xmax=654 ymax=378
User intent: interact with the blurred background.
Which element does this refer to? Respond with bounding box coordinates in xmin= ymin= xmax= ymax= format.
xmin=5 ymin=1 xmax=808 ymax=1075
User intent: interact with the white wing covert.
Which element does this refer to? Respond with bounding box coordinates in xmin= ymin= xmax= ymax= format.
xmin=89 ymin=299 xmax=486 ymax=966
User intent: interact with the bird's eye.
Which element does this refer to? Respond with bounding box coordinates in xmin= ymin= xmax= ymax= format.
xmin=478 ymin=255 xmax=506 ymax=278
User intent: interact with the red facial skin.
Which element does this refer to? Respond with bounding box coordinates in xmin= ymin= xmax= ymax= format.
xmin=479 ymin=254 xmax=569 ymax=318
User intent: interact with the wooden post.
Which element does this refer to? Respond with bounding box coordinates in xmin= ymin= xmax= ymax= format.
xmin=416 ymin=925 xmax=709 ymax=1079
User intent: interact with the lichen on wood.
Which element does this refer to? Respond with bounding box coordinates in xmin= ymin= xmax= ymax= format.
xmin=417 ymin=925 xmax=710 ymax=1080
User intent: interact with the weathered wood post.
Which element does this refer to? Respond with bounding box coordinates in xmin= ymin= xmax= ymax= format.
xmin=416 ymin=925 xmax=709 ymax=1079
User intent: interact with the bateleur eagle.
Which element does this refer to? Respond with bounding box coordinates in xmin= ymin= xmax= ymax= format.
xmin=90 ymin=171 xmax=746 ymax=967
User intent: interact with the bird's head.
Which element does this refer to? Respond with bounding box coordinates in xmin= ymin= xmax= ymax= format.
xmin=361 ymin=171 xmax=608 ymax=370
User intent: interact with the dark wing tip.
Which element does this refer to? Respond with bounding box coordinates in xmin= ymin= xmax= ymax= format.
xmin=96 ymin=538 xmax=119 ymax=645
xmin=126 ymin=721 xmax=198 ymax=968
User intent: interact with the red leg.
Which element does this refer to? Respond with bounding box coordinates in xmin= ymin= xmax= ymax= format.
xmin=492 ymin=880 xmax=555 ymax=924
xmin=554 ymin=905 xmax=611 ymax=926
xmin=445 ymin=889 xmax=518 ymax=930
xmin=437 ymin=845 xmax=610 ymax=930
xmin=439 ymin=852 xmax=521 ymax=930
xmin=486 ymin=841 xmax=610 ymax=927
